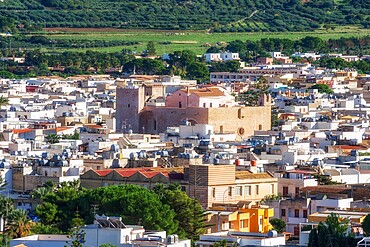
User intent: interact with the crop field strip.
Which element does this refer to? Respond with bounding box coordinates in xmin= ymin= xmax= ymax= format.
xmin=34 ymin=27 xmax=370 ymax=55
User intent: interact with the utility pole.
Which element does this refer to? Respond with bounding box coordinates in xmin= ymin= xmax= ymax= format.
xmin=91 ymin=204 xmax=99 ymax=218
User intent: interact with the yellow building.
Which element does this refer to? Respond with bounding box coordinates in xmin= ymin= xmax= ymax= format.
xmin=308 ymin=210 xmax=368 ymax=224
xmin=206 ymin=205 xmax=274 ymax=233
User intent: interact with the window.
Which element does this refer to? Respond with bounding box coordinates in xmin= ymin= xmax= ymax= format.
xmin=212 ymin=188 xmax=216 ymax=198
xmin=220 ymin=125 xmax=223 ymax=133
xmin=203 ymin=103 xmax=206 ymax=108
xmin=245 ymin=186 xmax=251 ymax=196
xmin=303 ymin=210 xmax=308 ymax=218
xmin=128 ymin=104 xmax=130 ymax=108
xmin=238 ymin=127 xmax=245 ymax=136
xmin=154 ymin=120 xmax=157 ymax=130
xmin=228 ymin=186 xmax=232 ymax=196
xmin=259 ymin=124 xmax=262 ymax=130
xmin=179 ymin=102 xmax=182 ymax=108
xmin=255 ymin=185 xmax=259 ymax=195
xmin=240 ymin=219 xmax=248 ymax=229
xmin=238 ymin=108 xmax=243 ymax=119
xmin=222 ymin=221 xmax=229 ymax=230
xmin=295 ymin=187 xmax=300 ymax=197
xmin=229 ymin=222 xmax=234 ymax=230
xmin=236 ymin=186 xmax=242 ymax=196
xmin=295 ymin=209 xmax=299 ymax=218
xmin=283 ymin=187 xmax=288 ymax=197
xmin=210 ymin=103 xmax=213 ymax=108
xmin=271 ymin=184 xmax=275 ymax=194
xmin=281 ymin=209 xmax=286 ymax=217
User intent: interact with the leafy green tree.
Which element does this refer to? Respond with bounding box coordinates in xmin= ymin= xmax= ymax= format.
xmin=0 ymin=71 xmax=16 ymax=79
xmin=65 ymin=226 xmax=86 ymax=247
xmin=71 ymin=210 xmax=84 ymax=228
xmin=146 ymin=41 xmax=156 ymax=56
xmin=308 ymin=228 xmax=319 ymax=247
xmin=0 ymin=96 xmax=9 ymax=108
xmin=209 ymin=60 xmax=240 ymax=72
xmin=226 ymin=40 xmax=245 ymax=53
xmin=299 ymin=36 xmax=325 ymax=52
xmin=35 ymin=181 xmax=85 ymax=232
xmin=312 ymin=174 xmax=340 ymax=185
xmin=35 ymin=184 xmax=179 ymax=234
xmin=206 ymin=46 xmax=220 ymax=53
xmin=83 ymin=185 xmax=178 ymax=233
xmin=35 ymin=202 xmax=59 ymax=225
xmin=309 ymin=84 xmax=334 ymax=94
xmin=168 ymin=50 xmax=197 ymax=71
xmin=62 ymin=132 xmax=80 ymax=140
xmin=308 ymin=213 xmax=355 ymax=247
xmin=45 ymin=134 xmax=61 ymax=144
xmin=261 ymin=194 xmax=281 ymax=203
xmin=269 ymin=218 xmax=286 ymax=233
xmin=31 ymin=222 xmax=61 ymax=234
xmin=362 ymin=214 xmax=370 ymax=236
xmin=186 ymin=62 xmax=209 ymax=82
xmin=153 ymin=184 xmax=206 ymax=241
xmin=213 ymin=239 xmax=237 ymax=247
xmin=0 ymin=17 xmax=17 ymax=33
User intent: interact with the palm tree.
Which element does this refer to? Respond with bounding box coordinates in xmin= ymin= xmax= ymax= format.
xmin=30 ymin=187 xmax=50 ymax=202
xmin=0 ymin=197 xmax=15 ymax=244
xmin=45 ymin=134 xmax=60 ymax=144
xmin=0 ymin=176 xmax=7 ymax=193
xmin=0 ymin=96 xmax=9 ymax=108
xmin=5 ymin=209 xmax=33 ymax=238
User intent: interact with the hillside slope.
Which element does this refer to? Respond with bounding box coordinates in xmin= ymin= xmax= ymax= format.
xmin=0 ymin=0 xmax=369 ymax=32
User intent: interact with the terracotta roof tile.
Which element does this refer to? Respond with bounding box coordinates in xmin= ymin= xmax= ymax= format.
xmin=89 ymin=167 xmax=184 ymax=179
xmin=84 ymin=124 xmax=105 ymax=129
xmin=12 ymin=128 xmax=33 ymax=134
xmin=334 ymin=145 xmax=368 ymax=150
xmin=55 ymin=127 xmax=74 ymax=132
xmin=94 ymin=169 xmax=113 ymax=176
xmin=301 ymin=186 xmax=350 ymax=194
xmin=140 ymin=171 xmax=169 ymax=178
xmin=115 ymin=170 xmax=140 ymax=177
xmin=182 ymin=87 xmax=225 ymax=97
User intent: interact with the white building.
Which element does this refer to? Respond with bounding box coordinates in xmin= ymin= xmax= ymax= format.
xmin=10 ymin=234 xmax=71 ymax=247
xmin=195 ymin=231 xmax=285 ymax=247
xmin=11 ymin=216 xmax=191 ymax=247
xmin=204 ymin=52 xmax=240 ymax=62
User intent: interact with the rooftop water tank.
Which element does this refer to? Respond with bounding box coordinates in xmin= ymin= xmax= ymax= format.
xmin=110 ymin=144 xmax=120 ymax=152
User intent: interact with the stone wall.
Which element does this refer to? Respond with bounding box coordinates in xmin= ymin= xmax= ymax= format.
xmin=138 ymin=105 xmax=271 ymax=137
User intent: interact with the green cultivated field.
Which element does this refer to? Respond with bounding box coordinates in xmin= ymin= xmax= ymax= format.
xmin=41 ymin=26 xmax=370 ymax=55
